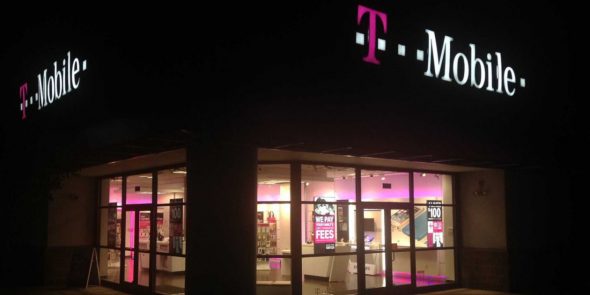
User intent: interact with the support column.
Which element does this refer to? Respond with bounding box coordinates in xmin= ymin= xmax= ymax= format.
xmin=185 ymin=141 xmax=257 ymax=294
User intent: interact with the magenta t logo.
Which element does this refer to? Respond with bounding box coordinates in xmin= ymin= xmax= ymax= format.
xmin=357 ymin=5 xmax=388 ymax=64
xmin=19 ymin=83 xmax=28 ymax=120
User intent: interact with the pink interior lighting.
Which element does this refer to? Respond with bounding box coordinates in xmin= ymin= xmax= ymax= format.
xmin=256 ymin=173 xmax=444 ymax=202
xmin=128 ymin=211 xmax=135 ymax=250
xmin=125 ymin=193 xmax=153 ymax=204
xmin=126 ymin=211 xmax=135 ymax=282
xmin=393 ymin=271 xmax=447 ymax=286
xmin=109 ymin=185 xmax=122 ymax=205
xmin=126 ymin=257 xmax=134 ymax=282
xmin=413 ymin=173 xmax=443 ymax=199
xmin=361 ymin=174 xmax=410 ymax=200
xmin=257 ymin=184 xmax=281 ymax=201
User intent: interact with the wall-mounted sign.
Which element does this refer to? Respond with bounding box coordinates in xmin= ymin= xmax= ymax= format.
xmin=19 ymin=51 xmax=88 ymax=120
xmin=355 ymin=4 xmax=526 ymax=96
xmin=426 ymin=200 xmax=443 ymax=248
xmin=313 ymin=197 xmax=336 ymax=254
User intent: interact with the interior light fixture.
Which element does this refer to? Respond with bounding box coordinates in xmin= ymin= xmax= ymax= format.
xmin=305 ymin=182 xmax=309 ymax=186
xmin=381 ymin=177 xmax=386 ymax=181
xmin=172 ymin=168 xmax=187 ymax=174
xmin=421 ymin=173 xmax=427 ymax=177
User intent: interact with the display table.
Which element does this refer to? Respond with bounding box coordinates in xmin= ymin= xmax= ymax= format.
xmin=302 ymin=244 xmax=350 ymax=281
xmin=139 ymin=238 xmax=186 ymax=272
xmin=346 ymin=243 xmax=382 ymax=275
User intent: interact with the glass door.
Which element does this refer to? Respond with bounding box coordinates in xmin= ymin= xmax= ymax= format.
xmin=123 ymin=206 xmax=153 ymax=290
xmin=361 ymin=203 xmax=413 ymax=293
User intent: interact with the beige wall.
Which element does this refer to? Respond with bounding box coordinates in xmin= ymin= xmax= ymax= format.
xmin=459 ymin=170 xmax=506 ymax=249
xmin=48 ymin=174 xmax=96 ymax=247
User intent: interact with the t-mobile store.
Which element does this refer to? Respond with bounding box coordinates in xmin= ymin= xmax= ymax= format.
xmin=4 ymin=1 xmax=568 ymax=295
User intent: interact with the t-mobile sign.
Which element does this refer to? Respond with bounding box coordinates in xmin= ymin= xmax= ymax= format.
xmin=313 ymin=199 xmax=336 ymax=254
xmin=355 ymin=4 xmax=526 ymax=96
xmin=19 ymin=51 xmax=88 ymax=120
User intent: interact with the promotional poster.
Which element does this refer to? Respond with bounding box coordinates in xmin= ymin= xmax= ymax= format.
xmin=313 ymin=198 xmax=336 ymax=254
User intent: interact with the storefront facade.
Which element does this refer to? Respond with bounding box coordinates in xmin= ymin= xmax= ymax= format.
xmin=254 ymin=154 xmax=465 ymax=295
xmin=2 ymin=1 xmax=571 ymax=294
xmin=60 ymin=146 xmax=501 ymax=295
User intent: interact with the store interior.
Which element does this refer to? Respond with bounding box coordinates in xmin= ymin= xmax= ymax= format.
xmin=99 ymin=169 xmax=186 ymax=294
xmin=256 ymin=165 xmax=455 ymax=294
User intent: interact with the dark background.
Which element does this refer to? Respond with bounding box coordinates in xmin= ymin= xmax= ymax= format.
xmin=0 ymin=1 xmax=576 ymax=293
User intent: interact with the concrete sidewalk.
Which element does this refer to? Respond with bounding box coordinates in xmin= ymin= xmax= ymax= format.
xmin=0 ymin=286 xmax=129 ymax=295
xmin=1 ymin=286 xmax=512 ymax=295
xmin=420 ymin=288 xmax=514 ymax=295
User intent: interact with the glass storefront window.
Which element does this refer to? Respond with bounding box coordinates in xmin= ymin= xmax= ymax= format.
xmin=302 ymin=255 xmax=357 ymax=294
xmin=256 ymin=203 xmax=292 ymax=294
xmin=257 ymin=164 xmax=291 ymax=294
xmin=361 ymin=170 xmax=409 ymax=202
xmin=99 ymin=248 xmax=121 ymax=283
xmin=390 ymin=208 xmax=414 ymax=249
xmin=363 ymin=208 xmax=385 ymax=251
xmin=99 ymin=167 xmax=188 ymax=292
xmin=100 ymin=208 xmax=122 ymax=248
xmin=155 ymin=255 xmax=186 ymax=294
xmin=126 ymin=173 xmax=153 ymax=205
xmin=257 ymin=204 xmax=291 ymax=256
xmin=364 ymin=252 xmax=386 ymax=289
xmin=391 ymin=251 xmax=412 ymax=286
xmin=253 ymin=162 xmax=457 ymax=294
xmin=258 ymin=164 xmax=291 ymax=201
xmin=100 ymin=177 xmax=122 ymax=206
xmin=302 ymin=204 xmax=356 ymax=255
xmin=156 ymin=205 xmax=186 ymax=255
xmin=301 ymin=165 xmax=355 ymax=202
xmin=415 ymin=250 xmax=455 ymax=286
xmin=414 ymin=173 xmax=453 ymax=204
xmin=157 ymin=168 xmax=186 ymax=204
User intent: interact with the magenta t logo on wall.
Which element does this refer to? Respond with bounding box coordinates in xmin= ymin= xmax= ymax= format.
xmin=19 ymin=83 xmax=28 ymax=120
xmin=356 ymin=5 xmax=388 ymax=65
xmin=18 ymin=51 xmax=88 ymax=120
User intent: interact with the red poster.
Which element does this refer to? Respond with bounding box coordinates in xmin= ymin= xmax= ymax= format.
xmin=313 ymin=199 xmax=336 ymax=253
xmin=139 ymin=212 xmax=150 ymax=240
xmin=314 ymin=215 xmax=336 ymax=244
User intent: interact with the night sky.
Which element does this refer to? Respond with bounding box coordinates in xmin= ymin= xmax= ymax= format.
xmin=0 ymin=1 xmax=577 ymax=293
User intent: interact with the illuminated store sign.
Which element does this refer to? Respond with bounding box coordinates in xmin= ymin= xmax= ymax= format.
xmin=19 ymin=51 xmax=88 ymax=120
xmin=356 ymin=4 xmax=526 ymax=96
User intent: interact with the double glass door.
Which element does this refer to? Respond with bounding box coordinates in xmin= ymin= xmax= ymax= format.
xmin=122 ymin=205 xmax=153 ymax=290
xmin=361 ymin=204 xmax=415 ymax=293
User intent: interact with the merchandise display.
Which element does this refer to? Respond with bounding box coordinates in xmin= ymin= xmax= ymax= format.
xmin=257 ymin=211 xmax=278 ymax=257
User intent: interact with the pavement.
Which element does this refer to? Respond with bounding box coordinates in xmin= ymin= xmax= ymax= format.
xmin=420 ymin=288 xmax=514 ymax=295
xmin=0 ymin=286 xmax=129 ymax=295
xmin=0 ymin=286 xmax=514 ymax=294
